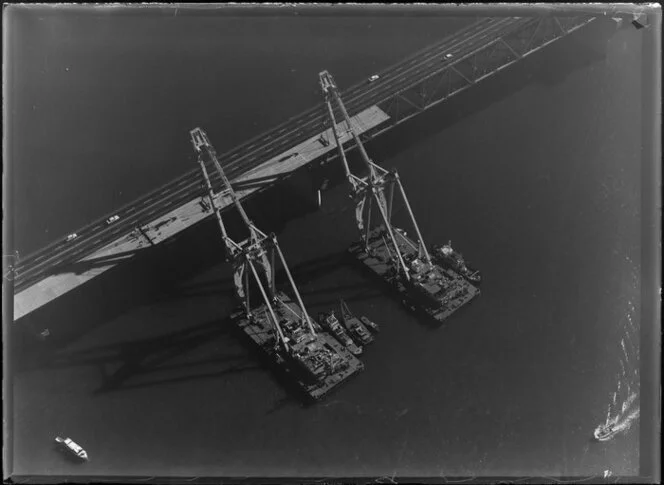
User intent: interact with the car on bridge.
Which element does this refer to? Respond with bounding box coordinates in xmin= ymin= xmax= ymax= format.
xmin=105 ymin=215 xmax=120 ymax=225
xmin=368 ymin=74 xmax=380 ymax=83
xmin=66 ymin=233 xmax=78 ymax=242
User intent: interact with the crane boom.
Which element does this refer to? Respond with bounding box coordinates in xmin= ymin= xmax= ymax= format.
xmin=196 ymin=153 xmax=241 ymax=258
xmin=190 ymin=127 xmax=256 ymax=239
xmin=319 ymin=70 xmax=432 ymax=270
xmin=320 ymin=71 xmax=376 ymax=180
xmin=189 ymin=126 xmax=318 ymax=347
xmin=320 ymin=72 xmax=411 ymax=278
xmin=322 ymin=91 xmax=354 ymax=185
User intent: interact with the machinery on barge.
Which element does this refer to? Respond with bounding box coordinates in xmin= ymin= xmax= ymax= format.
xmin=432 ymin=241 xmax=482 ymax=285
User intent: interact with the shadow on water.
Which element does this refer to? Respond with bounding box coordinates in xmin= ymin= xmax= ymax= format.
xmin=299 ymin=283 xmax=383 ymax=306
xmin=163 ymin=249 xmax=384 ymax=307
xmin=26 ymin=314 xmax=264 ymax=394
xmin=158 ymin=250 xmax=356 ymax=303
xmin=257 ymin=250 xmax=387 ymax=309
xmin=52 ymin=445 xmax=88 ymax=465
xmin=265 ymin=395 xmax=296 ymax=415
xmin=13 ymin=246 xmax=177 ymax=373
xmin=11 ymin=168 xmax=322 ymax=370
xmin=23 ymin=303 xmax=347 ymax=407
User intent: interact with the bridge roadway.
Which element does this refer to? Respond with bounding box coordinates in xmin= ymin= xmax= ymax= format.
xmin=12 ymin=16 xmax=560 ymax=296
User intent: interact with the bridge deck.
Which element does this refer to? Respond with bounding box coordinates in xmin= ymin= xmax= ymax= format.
xmin=13 ymin=106 xmax=389 ymax=321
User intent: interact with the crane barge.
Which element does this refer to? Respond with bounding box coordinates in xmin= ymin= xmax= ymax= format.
xmin=190 ymin=127 xmax=363 ymax=401
xmin=319 ymin=70 xmax=480 ymax=323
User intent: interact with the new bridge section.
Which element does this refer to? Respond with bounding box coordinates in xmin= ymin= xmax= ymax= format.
xmin=13 ymin=106 xmax=389 ymax=321
xmin=12 ymin=15 xmax=599 ymax=319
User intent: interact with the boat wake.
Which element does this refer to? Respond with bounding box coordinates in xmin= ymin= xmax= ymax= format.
xmin=595 ymin=407 xmax=640 ymax=441
xmin=593 ymin=258 xmax=640 ymax=443
xmin=594 ymin=334 xmax=640 ymax=442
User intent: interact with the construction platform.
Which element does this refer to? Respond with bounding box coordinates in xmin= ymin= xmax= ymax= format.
xmin=233 ymin=292 xmax=364 ymax=401
xmin=349 ymin=227 xmax=480 ymax=323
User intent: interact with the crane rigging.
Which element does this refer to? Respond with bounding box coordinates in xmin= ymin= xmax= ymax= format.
xmin=319 ymin=70 xmax=481 ymax=323
xmin=320 ymin=70 xmax=432 ymax=282
xmin=191 ymin=127 xmax=315 ymax=339
xmin=189 ymin=127 xmax=363 ymax=400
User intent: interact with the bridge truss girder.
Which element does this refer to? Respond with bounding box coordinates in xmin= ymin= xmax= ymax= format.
xmin=374 ymin=16 xmax=596 ymax=134
xmin=317 ymin=16 xmax=597 ymax=165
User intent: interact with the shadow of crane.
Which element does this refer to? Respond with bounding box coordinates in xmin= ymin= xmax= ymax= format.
xmin=41 ymin=316 xmax=260 ymax=394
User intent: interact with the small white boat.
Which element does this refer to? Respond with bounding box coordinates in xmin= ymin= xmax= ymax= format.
xmin=55 ymin=436 xmax=89 ymax=461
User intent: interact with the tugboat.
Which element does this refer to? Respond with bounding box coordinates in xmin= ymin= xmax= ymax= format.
xmin=432 ymin=241 xmax=482 ymax=285
xmin=318 ymin=311 xmax=363 ymax=356
xmin=339 ymin=299 xmax=374 ymax=346
xmin=360 ymin=315 xmax=380 ymax=333
xmin=54 ymin=436 xmax=89 ymax=462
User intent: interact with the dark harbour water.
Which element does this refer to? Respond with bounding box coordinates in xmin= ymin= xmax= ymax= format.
xmin=8 ymin=10 xmax=645 ymax=480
